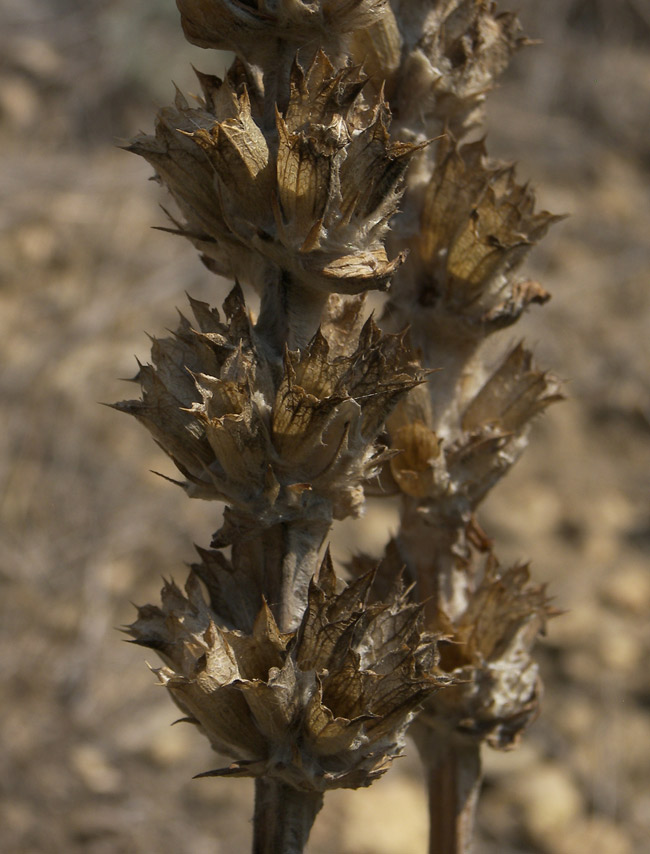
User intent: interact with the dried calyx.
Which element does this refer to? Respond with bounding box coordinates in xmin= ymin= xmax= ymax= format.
xmin=352 ymin=538 xmax=554 ymax=750
xmin=385 ymin=136 xmax=562 ymax=362
xmin=128 ymin=53 xmax=418 ymax=347
xmin=384 ymin=0 xmax=527 ymax=139
xmin=128 ymin=551 xmax=446 ymax=791
xmin=114 ymin=286 xmax=422 ymax=530
xmin=386 ymin=343 xmax=562 ymax=513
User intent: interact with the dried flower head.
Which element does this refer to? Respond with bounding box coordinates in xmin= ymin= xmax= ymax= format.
xmin=351 ymin=539 xmax=554 ymax=750
xmin=129 ymin=53 xmax=418 ymax=299
xmin=385 ymin=344 xmax=562 ymax=511
xmin=128 ymin=552 xmax=446 ymax=790
xmin=386 ymin=137 xmax=562 ymax=356
xmin=389 ymin=0 xmax=527 ymax=138
xmin=428 ymin=551 xmax=552 ymax=749
xmin=114 ymin=286 xmax=423 ymax=527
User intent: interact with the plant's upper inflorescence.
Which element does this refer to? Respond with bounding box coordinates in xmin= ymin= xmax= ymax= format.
xmin=129 ymin=54 xmax=419 ymax=298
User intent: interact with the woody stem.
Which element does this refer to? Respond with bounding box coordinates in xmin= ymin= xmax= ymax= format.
xmin=253 ymin=779 xmax=324 ymax=854
xmin=413 ymin=724 xmax=482 ymax=854
xmin=256 ymin=271 xmax=328 ymax=357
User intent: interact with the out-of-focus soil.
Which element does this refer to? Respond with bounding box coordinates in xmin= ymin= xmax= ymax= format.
xmin=1 ymin=2 xmax=649 ymax=852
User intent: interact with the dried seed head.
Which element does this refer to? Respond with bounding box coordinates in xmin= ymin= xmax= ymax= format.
xmin=127 ymin=79 xmax=270 ymax=289
xmin=350 ymin=541 xmax=554 ymax=749
xmin=425 ymin=550 xmax=554 ymax=749
xmin=390 ymin=0 xmax=527 ymax=138
xmin=386 ymin=137 xmax=562 ymax=359
xmin=114 ymin=287 xmax=423 ymax=526
xmin=129 ymin=54 xmax=418 ymax=297
xmin=386 ymin=344 xmax=562 ymax=511
xmin=128 ymin=553 xmax=446 ymax=790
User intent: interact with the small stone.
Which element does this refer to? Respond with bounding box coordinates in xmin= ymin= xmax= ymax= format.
xmin=482 ymin=741 xmax=541 ymax=780
xmin=477 ymin=785 xmax=519 ymax=840
xmin=597 ymin=628 xmax=641 ymax=671
xmin=0 ymin=76 xmax=39 ymax=129
xmin=563 ymin=648 xmax=599 ymax=683
xmin=495 ymin=483 xmax=562 ymax=539
xmin=327 ymin=773 xmax=428 ymax=854
xmin=544 ymin=816 xmax=632 ymax=854
xmin=70 ymin=744 xmax=122 ymax=795
xmin=630 ymin=792 xmax=650 ymax=829
xmin=557 ymin=696 xmax=598 ymax=740
xmin=146 ymin=720 xmax=200 ymax=767
xmin=600 ymin=563 xmax=650 ymax=615
xmin=14 ymin=36 xmax=64 ymax=77
xmin=1 ymin=799 xmax=32 ymax=835
xmin=547 ymin=601 xmax=599 ymax=646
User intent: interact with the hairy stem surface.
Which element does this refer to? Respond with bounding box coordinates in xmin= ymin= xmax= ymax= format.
xmin=256 ymin=271 xmax=329 ymax=356
xmin=253 ymin=778 xmax=324 ymax=854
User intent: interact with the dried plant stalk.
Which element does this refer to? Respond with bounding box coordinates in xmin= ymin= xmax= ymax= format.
xmin=351 ymin=3 xmax=562 ymax=851
xmin=117 ymin=1 xmax=562 ymax=851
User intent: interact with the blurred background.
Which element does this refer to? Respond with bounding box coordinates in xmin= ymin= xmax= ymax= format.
xmin=1 ymin=1 xmax=649 ymax=852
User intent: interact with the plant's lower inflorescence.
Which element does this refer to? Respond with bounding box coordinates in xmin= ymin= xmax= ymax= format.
xmin=128 ymin=552 xmax=448 ymax=791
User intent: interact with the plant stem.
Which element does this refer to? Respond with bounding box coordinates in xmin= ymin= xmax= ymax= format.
xmin=253 ymin=778 xmax=323 ymax=854
xmin=413 ymin=724 xmax=482 ymax=854
xmin=397 ymin=501 xmax=471 ymax=624
xmin=277 ymin=519 xmax=329 ymax=633
xmin=226 ymin=516 xmax=330 ymax=633
xmin=256 ymin=271 xmax=328 ymax=356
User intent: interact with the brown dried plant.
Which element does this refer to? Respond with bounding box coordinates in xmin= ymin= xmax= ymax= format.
xmin=116 ymin=1 xmax=562 ymax=852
